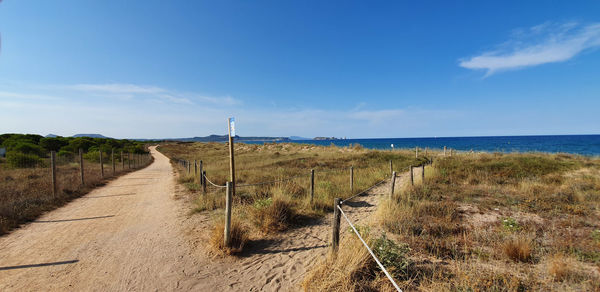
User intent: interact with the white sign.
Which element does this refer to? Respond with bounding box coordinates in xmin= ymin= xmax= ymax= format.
xmin=391 ymin=144 xmax=394 ymax=148
xmin=229 ymin=117 xmax=236 ymax=136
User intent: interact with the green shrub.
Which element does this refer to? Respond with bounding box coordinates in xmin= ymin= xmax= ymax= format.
xmin=6 ymin=152 xmax=45 ymax=168
xmin=83 ymin=151 xmax=101 ymax=162
xmin=502 ymin=217 xmax=521 ymax=232
xmin=372 ymin=233 xmax=411 ymax=279
xmin=11 ymin=142 xmax=46 ymax=157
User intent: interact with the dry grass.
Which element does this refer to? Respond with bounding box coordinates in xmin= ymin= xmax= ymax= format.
xmin=311 ymin=152 xmax=600 ymax=291
xmin=303 ymin=236 xmax=397 ymax=292
xmin=209 ymin=218 xmax=249 ymax=255
xmin=250 ymin=193 xmax=297 ymax=234
xmin=0 ymin=157 xmax=152 ymax=235
xmin=503 ymin=235 xmax=533 ymax=262
xmin=158 ymin=142 xmax=423 ymax=230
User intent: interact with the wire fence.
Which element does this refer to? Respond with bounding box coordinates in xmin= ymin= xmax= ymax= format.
xmin=0 ymin=149 xmax=153 ymax=235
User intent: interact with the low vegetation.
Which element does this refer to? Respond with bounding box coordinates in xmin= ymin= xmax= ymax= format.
xmin=158 ymin=142 xmax=424 ymax=253
xmin=367 ymin=152 xmax=600 ymax=291
xmin=162 ymin=141 xmax=600 ymax=290
xmin=0 ymin=133 xmax=153 ymax=235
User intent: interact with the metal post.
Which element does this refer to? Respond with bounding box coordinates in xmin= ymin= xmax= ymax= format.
xmin=224 ymin=181 xmax=232 ymax=247
xmin=112 ymin=149 xmax=115 ymax=175
xmin=51 ymin=151 xmax=57 ymax=196
xmin=79 ymin=148 xmax=84 ymax=186
xmin=309 ymin=169 xmax=315 ymax=203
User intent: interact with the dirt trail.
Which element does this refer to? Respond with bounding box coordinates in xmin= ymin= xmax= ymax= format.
xmin=190 ymin=168 xmax=418 ymax=291
xmin=0 ymin=146 xmax=203 ymax=291
xmin=0 ymin=147 xmax=420 ymax=291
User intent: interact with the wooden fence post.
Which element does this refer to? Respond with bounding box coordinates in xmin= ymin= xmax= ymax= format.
xmin=443 ymin=146 xmax=447 ymax=157
xmin=202 ymin=171 xmax=207 ymax=193
xmin=422 ymin=165 xmax=425 ymax=182
xmin=390 ymin=171 xmax=396 ymax=198
xmin=224 ymin=181 xmax=233 ymax=247
xmin=79 ymin=148 xmax=84 ymax=186
xmin=310 ymin=169 xmax=315 ymax=204
xmin=425 ymin=147 xmax=428 ymax=156
xmin=100 ymin=150 xmax=104 ymax=179
xmin=332 ymin=198 xmax=341 ymax=253
xmin=410 ymin=165 xmax=414 ymax=186
xmin=194 ymin=160 xmax=197 ymax=176
xmin=128 ymin=153 xmax=131 ymax=169
xmin=416 ymin=147 xmax=418 ymax=158
xmin=51 ymin=151 xmax=57 ymax=196
xmin=389 ymin=160 xmax=393 ymax=176
xmin=199 ymin=160 xmax=203 ymax=185
xmin=121 ymin=151 xmax=124 ymax=170
xmin=350 ymin=166 xmax=354 ymax=193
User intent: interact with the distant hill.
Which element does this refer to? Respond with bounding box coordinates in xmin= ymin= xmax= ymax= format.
xmin=72 ymin=134 xmax=111 ymax=139
xmin=45 ymin=134 xmax=59 ymax=138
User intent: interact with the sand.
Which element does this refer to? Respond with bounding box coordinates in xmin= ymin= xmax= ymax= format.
xmin=0 ymin=146 xmax=414 ymax=291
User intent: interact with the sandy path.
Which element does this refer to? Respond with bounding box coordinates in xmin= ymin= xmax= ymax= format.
xmin=0 ymin=146 xmax=421 ymax=291
xmin=0 ymin=146 xmax=202 ymax=291
xmin=189 ymin=167 xmax=418 ymax=291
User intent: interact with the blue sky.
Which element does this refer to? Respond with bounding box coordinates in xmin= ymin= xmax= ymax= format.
xmin=0 ymin=1 xmax=599 ymax=139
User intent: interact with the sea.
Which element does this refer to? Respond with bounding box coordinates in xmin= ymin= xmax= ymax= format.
xmin=245 ymin=135 xmax=600 ymax=156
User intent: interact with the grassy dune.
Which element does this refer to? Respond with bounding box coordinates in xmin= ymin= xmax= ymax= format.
xmin=306 ymin=152 xmax=600 ymax=291
xmin=158 ymin=142 xmax=424 ymax=252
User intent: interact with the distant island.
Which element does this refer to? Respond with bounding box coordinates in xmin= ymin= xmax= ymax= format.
xmin=161 ymin=135 xmax=290 ymax=142
xmin=313 ymin=137 xmax=343 ymax=140
xmin=41 ymin=133 xmax=349 ymax=142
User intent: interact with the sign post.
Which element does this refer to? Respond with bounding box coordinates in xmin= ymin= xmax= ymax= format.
xmin=228 ymin=117 xmax=236 ymax=198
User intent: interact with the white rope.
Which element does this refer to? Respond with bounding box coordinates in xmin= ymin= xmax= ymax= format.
xmin=337 ymin=205 xmax=402 ymax=292
xmin=203 ymin=174 xmax=227 ymax=188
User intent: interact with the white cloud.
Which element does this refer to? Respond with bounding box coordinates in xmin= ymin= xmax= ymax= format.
xmin=62 ymin=83 xmax=239 ymax=105
xmin=459 ymin=22 xmax=600 ymax=76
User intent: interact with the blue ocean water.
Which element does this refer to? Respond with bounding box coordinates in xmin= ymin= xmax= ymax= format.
xmin=246 ymin=135 xmax=600 ymax=156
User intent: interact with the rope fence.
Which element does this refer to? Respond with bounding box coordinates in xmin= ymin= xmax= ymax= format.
xmin=171 ymin=153 xmax=439 ymax=291
xmin=337 ymin=204 xmax=403 ymax=292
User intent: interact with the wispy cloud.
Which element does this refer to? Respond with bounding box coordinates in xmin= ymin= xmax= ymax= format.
xmin=459 ymin=22 xmax=600 ymax=76
xmin=62 ymin=83 xmax=239 ymax=105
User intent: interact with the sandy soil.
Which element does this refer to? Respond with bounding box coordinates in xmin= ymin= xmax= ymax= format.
xmin=185 ymin=168 xmax=415 ymax=291
xmin=0 ymin=147 xmax=416 ymax=291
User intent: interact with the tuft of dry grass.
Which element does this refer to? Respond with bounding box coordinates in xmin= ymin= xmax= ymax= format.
xmin=547 ymin=254 xmax=578 ymax=282
xmin=250 ymin=192 xmax=297 ymax=234
xmin=209 ymin=218 xmax=249 ymax=255
xmin=303 ymin=236 xmax=396 ymax=292
xmin=502 ymin=235 xmax=533 ymax=262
